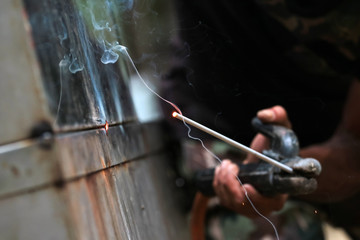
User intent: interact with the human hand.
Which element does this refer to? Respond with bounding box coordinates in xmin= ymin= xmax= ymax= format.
xmin=213 ymin=106 xmax=291 ymax=217
xmin=244 ymin=105 xmax=292 ymax=164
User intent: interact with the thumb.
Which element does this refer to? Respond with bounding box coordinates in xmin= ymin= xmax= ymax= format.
xmin=257 ymin=105 xmax=292 ymax=128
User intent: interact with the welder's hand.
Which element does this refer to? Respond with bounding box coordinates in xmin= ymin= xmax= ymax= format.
xmin=213 ymin=106 xmax=291 ymax=217
xmin=244 ymin=105 xmax=292 ymax=164
xmin=213 ymin=160 xmax=287 ymax=218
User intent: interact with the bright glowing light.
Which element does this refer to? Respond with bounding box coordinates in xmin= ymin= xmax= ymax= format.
xmin=105 ymin=121 xmax=109 ymax=133
xmin=172 ymin=112 xmax=178 ymax=118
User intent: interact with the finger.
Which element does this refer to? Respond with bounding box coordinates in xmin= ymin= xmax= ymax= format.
xmin=216 ymin=161 xmax=241 ymax=206
xmin=213 ymin=164 xmax=221 ymax=189
xmin=246 ymin=106 xmax=290 ymax=163
xmin=218 ymin=160 xmax=231 ymax=182
xmin=221 ymin=163 xmax=240 ymax=191
xmin=223 ymin=163 xmax=243 ymax=207
xmin=224 ymin=161 xmax=240 ymax=179
xmin=213 ymin=160 xmax=230 ymax=199
xmin=257 ymin=105 xmax=291 ymax=128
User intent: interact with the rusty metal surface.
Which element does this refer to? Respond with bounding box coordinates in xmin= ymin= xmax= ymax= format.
xmin=0 ymin=121 xmax=169 ymax=198
xmin=58 ymin=123 xmax=145 ymax=180
xmin=0 ymin=153 xmax=189 ymax=240
xmin=65 ymin=154 xmax=189 ymax=240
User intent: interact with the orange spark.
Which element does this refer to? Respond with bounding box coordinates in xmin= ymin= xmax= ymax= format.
xmin=105 ymin=121 xmax=109 ymax=133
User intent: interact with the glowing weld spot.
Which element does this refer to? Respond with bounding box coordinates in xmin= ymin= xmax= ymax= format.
xmin=105 ymin=121 xmax=109 ymax=134
xmin=172 ymin=112 xmax=178 ymax=118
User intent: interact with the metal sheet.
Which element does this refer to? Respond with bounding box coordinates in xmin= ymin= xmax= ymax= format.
xmin=0 ymin=121 xmax=168 ymax=198
xmin=0 ymin=0 xmax=52 ymax=145
xmin=0 ymin=0 xmax=176 ymax=143
xmin=0 ymin=154 xmax=189 ymax=240
xmin=58 ymin=123 xmax=146 ymax=180
xmin=0 ymin=139 xmax=60 ymax=198
xmin=0 ymin=188 xmax=70 ymax=240
xmin=23 ymin=0 xmax=138 ymax=131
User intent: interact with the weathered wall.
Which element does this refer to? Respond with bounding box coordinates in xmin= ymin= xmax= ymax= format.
xmin=0 ymin=0 xmax=189 ymax=239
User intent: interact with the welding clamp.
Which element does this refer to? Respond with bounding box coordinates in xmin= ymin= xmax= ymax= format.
xmin=193 ymin=117 xmax=322 ymax=196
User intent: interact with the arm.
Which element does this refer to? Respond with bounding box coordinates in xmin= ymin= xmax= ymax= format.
xmin=300 ymin=80 xmax=360 ymax=202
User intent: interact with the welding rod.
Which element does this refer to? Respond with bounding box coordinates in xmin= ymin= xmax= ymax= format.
xmin=172 ymin=112 xmax=294 ymax=174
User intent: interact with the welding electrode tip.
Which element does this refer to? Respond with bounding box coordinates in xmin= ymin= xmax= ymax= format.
xmin=172 ymin=112 xmax=178 ymax=118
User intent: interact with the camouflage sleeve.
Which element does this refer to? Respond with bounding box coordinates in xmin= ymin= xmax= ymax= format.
xmin=257 ymin=0 xmax=360 ymax=81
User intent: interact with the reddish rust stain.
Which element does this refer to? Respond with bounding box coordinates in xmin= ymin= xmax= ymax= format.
xmin=120 ymin=161 xmax=130 ymax=170
xmin=92 ymin=169 xmax=123 ymax=239
xmin=99 ymin=170 xmax=120 ymax=237
xmin=85 ymin=176 xmax=108 ymax=240
xmin=99 ymin=156 xmax=106 ymax=169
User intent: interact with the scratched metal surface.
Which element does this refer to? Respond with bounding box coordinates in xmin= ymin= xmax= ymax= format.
xmin=21 ymin=0 xmax=176 ymax=132
xmin=23 ymin=0 xmax=137 ymax=131
xmin=0 ymin=153 xmax=189 ymax=240
xmin=0 ymin=0 xmax=52 ymax=145
xmin=0 ymin=121 xmax=166 ymax=198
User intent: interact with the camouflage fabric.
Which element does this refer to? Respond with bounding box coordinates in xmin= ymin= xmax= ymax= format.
xmin=210 ymin=201 xmax=325 ymax=240
xmin=254 ymin=1 xmax=360 ymax=238
xmin=256 ymin=0 xmax=360 ymax=80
